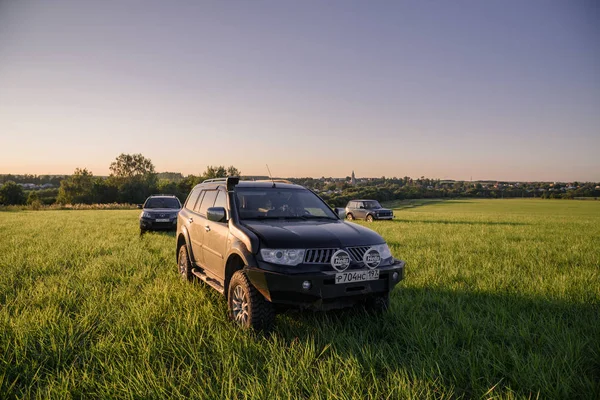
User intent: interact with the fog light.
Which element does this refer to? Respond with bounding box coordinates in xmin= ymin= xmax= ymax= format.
xmin=302 ymin=280 xmax=311 ymax=290
xmin=392 ymin=272 xmax=399 ymax=281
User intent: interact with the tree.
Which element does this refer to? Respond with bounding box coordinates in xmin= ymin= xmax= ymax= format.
xmin=56 ymin=168 xmax=95 ymax=204
xmin=0 ymin=181 xmax=26 ymax=205
xmin=202 ymin=165 xmax=242 ymax=180
xmin=26 ymin=190 xmax=39 ymax=205
xmin=227 ymin=165 xmax=241 ymax=177
xmin=108 ymin=153 xmax=157 ymax=204
xmin=109 ymin=153 xmax=156 ymax=178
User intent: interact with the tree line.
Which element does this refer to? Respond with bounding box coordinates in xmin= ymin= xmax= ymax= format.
xmin=1 ymin=155 xmax=599 ymax=206
xmin=0 ymin=154 xmax=240 ymax=206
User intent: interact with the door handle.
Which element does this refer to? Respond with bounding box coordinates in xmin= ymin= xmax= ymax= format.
xmin=204 ymin=225 xmax=211 ymax=232
xmin=188 ymin=217 xmax=193 ymax=223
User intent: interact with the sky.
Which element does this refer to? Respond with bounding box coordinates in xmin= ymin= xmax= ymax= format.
xmin=0 ymin=1 xmax=598 ymax=181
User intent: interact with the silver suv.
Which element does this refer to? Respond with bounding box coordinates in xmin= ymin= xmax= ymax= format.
xmin=345 ymin=200 xmax=393 ymax=222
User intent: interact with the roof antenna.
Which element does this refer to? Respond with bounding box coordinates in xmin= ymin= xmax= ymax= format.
xmin=266 ymin=164 xmax=276 ymax=188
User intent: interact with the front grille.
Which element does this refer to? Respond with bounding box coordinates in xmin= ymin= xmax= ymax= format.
xmin=347 ymin=246 xmax=371 ymax=262
xmin=304 ymin=248 xmax=337 ymax=264
xmin=378 ymin=211 xmax=392 ymax=216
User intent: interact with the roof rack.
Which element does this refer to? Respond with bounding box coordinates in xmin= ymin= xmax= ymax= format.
xmin=150 ymin=194 xmax=178 ymax=197
xmin=201 ymin=177 xmax=241 ymax=190
xmin=256 ymin=179 xmax=293 ymax=184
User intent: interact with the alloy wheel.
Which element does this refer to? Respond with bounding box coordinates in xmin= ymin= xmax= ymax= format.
xmin=232 ymin=285 xmax=249 ymax=326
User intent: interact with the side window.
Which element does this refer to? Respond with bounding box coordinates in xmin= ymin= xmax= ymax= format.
xmin=214 ymin=190 xmax=227 ymax=210
xmin=198 ymin=190 xmax=218 ymax=216
xmin=193 ymin=191 xmax=206 ymax=213
xmin=184 ymin=189 xmax=201 ymax=211
xmin=350 ymin=201 xmax=356 ymax=208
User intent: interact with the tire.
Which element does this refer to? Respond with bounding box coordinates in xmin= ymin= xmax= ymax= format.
xmin=346 ymin=213 xmax=354 ymax=221
xmin=177 ymin=245 xmax=193 ymax=281
xmin=366 ymin=214 xmax=374 ymax=222
xmin=365 ymin=292 xmax=390 ymax=314
xmin=228 ymin=270 xmax=275 ymax=331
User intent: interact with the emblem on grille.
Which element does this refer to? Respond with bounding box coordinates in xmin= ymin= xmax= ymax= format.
xmin=330 ymin=250 xmax=351 ymax=272
xmin=363 ymin=248 xmax=381 ymax=269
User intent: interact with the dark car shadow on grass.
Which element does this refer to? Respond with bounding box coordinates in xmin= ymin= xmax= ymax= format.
xmin=139 ymin=230 xmax=176 ymax=238
xmin=270 ymin=287 xmax=600 ymax=399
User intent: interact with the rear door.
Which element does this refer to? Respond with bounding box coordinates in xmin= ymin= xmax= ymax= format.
xmin=202 ymin=189 xmax=229 ymax=280
xmin=192 ymin=189 xmax=218 ymax=271
xmin=180 ymin=188 xmax=203 ymax=263
xmin=188 ymin=190 xmax=208 ymax=266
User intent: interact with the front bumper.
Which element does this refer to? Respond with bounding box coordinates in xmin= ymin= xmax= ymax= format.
xmin=140 ymin=218 xmax=177 ymax=231
xmin=375 ymin=215 xmax=393 ymax=220
xmin=245 ymin=259 xmax=405 ymax=310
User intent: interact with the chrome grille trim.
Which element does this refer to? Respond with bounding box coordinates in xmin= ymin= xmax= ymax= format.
xmin=347 ymin=246 xmax=371 ymax=262
xmin=304 ymin=248 xmax=338 ymax=264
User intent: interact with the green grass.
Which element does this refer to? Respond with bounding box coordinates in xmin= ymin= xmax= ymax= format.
xmin=1 ymin=199 xmax=599 ymax=399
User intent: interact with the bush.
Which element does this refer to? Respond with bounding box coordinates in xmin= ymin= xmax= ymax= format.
xmin=0 ymin=181 xmax=26 ymax=205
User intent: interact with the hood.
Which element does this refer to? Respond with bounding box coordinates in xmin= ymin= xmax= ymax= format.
xmin=242 ymin=219 xmax=385 ymax=249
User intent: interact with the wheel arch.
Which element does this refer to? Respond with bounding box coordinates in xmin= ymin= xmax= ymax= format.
xmin=176 ymin=226 xmax=192 ymax=262
xmin=224 ymin=251 xmax=246 ymax=298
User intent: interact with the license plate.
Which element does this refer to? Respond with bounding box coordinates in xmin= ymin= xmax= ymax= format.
xmin=335 ymin=269 xmax=379 ymax=284
xmin=156 ymin=218 xmax=170 ymax=222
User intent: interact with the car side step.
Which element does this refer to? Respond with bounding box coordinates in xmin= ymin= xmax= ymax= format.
xmin=191 ymin=268 xmax=225 ymax=294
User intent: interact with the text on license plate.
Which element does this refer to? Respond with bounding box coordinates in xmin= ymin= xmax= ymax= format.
xmin=156 ymin=218 xmax=170 ymax=222
xmin=335 ymin=269 xmax=380 ymax=284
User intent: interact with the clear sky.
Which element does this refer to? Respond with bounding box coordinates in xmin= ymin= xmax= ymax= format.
xmin=0 ymin=0 xmax=598 ymax=181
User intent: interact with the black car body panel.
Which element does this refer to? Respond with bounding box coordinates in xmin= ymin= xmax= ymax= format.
xmin=176 ymin=179 xmax=405 ymax=311
xmin=245 ymin=259 xmax=404 ymax=309
xmin=243 ymin=219 xmax=384 ymax=249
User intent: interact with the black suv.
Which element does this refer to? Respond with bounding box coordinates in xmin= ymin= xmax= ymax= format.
xmin=139 ymin=195 xmax=182 ymax=233
xmin=176 ymin=178 xmax=405 ymax=330
xmin=345 ymin=200 xmax=393 ymax=222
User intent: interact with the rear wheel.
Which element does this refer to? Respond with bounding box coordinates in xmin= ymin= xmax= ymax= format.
xmin=177 ymin=245 xmax=193 ymax=281
xmin=228 ymin=271 xmax=275 ymax=331
xmin=346 ymin=213 xmax=354 ymax=221
xmin=366 ymin=214 xmax=374 ymax=222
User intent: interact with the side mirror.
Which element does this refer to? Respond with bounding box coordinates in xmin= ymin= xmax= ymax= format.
xmin=335 ymin=207 xmax=346 ymax=219
xmin=137 ymin=204 xmax=143 ymax=209
xmin=207 ymin=207 xmax=227 ymax=222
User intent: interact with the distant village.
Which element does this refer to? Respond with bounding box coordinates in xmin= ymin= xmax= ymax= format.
xmin=1 ymin=170 xmax=599 ymax=208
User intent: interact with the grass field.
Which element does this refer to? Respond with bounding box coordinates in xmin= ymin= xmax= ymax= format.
xmin=0 ymin=199 xmax=599 ymax=399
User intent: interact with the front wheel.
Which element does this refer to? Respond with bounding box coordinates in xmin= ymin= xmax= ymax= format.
xmin=228 ymin=271 xmax=275 ymax=331
xmin=346 ymin=213 xmax=354 ymax=221
xmin=366 ymin=214 xmax=374 ymax=222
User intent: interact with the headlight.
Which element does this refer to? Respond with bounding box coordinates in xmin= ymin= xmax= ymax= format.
xmin=372 ymin=243 xmax=392 ymax=259
xmin=260 ymin=249 xmax=305 ymax=266
xmin=142 ymin=212 xmax=152 ymax=218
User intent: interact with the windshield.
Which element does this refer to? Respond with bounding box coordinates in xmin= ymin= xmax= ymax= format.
xmin=144 ymin=197 xmax=181 ymax=209
xmin=364 ymin=200 xmax=382 ymax=209
xmin=235 ymin=188 xmax=337 ymax=220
